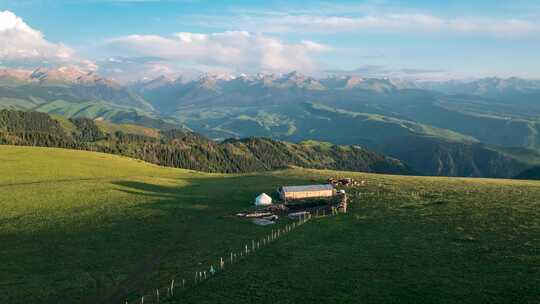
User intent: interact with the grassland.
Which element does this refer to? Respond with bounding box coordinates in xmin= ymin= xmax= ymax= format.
xmin=0 ymin=146 xmax=539 ymax=304
xmin=172 ymin=173 xmax=540 ymax=304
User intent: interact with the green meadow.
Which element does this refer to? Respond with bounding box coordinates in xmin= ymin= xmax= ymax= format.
xmin=0 ymin=146 xmax=539 ymax=304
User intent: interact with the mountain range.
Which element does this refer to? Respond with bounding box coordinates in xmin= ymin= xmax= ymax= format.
xmin=1 ymin=66 xmax=540 ymax=178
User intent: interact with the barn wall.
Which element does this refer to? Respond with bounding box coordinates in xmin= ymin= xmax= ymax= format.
xmin=284 ymin=189 xmax=334 ymax=199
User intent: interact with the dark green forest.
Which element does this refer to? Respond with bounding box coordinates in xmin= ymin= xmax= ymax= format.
xmin=0 ymin=110 xmax=411 ymax=174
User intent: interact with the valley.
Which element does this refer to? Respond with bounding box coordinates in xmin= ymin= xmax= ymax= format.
xmin=0 ymin=109 xmax=411 ymax=175
xmin=2 ymin=67 xmax=540 ymax=178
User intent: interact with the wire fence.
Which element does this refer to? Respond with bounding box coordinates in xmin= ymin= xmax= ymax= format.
xmin=123 ymin=211 xmax=330 ymax=304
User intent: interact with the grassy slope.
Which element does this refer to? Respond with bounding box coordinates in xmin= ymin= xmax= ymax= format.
xmin=0 ymin=146 xmax=539 ymax=304
xmin=172 ymin=102 xmax=479 ymax=146
xmin=0 ymin=146 xmax=313 ymax=304
xmin=0 ymin=98 xmax=172 ymax=130
xmin=33 ymin=100 xmax=148 ymax=120
xmin=174 ymin=172 xmax=540 ymax=304
xmin=94 ymin=120 xmax=161 ymax=138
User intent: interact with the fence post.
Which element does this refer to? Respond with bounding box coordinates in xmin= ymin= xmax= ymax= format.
xmin=126 ymin=204 xmax=328 ymax=304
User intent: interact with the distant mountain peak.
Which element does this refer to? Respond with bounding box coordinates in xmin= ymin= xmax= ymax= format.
xmin=0 ymin=68 xmax=32 ymax=81
xmin=344 ymin=75 xmax=365 ymax=88
xmin=270 ymin=71 xmax=325 ymax=90
xmin=27 ymin=66 xmax=109 ymax=86
xmin=199 ymin=73 xmax=235 ymax=81
xmin=282 ymin=70 xmax=302 ymax=78
xmin=134 ymin=75 xmax=176 ymax=91
xmin=154 ymin=74 xmax=174 ymax=82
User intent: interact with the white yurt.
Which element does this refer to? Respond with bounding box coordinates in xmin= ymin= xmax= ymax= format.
xmin=254 ymin=193 xmax=272 ymax=206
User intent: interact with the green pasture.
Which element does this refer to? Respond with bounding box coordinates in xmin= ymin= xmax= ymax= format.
xmin=0 ymin=146 xmax=539 ymax=304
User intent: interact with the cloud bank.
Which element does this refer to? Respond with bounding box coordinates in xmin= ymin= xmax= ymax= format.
xmin=324 ymin=65 xmax=460 ymax=81
xmin=107 ymin=31 xmax=331 ymax=73
xmin=0 ymin=10 xmax=95 ymax=69
xmin=190 ymin=12 xmax=540 ymax=38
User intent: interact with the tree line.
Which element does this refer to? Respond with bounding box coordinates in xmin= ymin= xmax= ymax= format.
xmin=0 ymin=109 xmax=411 ymax=174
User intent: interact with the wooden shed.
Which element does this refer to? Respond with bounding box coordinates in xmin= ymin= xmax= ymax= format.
xmin=279 ymin=184 xmax=335 ymax=201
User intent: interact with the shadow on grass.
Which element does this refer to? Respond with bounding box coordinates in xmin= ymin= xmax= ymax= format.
xmin=97 ymin=173 xmax=314 ymax=304
xmin=3 ymin=172 xmax=321 ymax=304
xmin=113 ymin=180 xmax=187 ymax=196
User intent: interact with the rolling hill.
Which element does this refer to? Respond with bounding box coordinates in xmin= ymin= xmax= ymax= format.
xmin=131 ymin=73 xmax=540 ymax=177
xmin=134 ymin=73 xmax=540 ymax=151
xmin=0 ymin=109 xmax=411 ymax=175
xmin=0 ymin=67 xmax=176 ymax=129
xmin=2 ymin=107 xmax=540 ymax=178
xmin=3 ymin=68 xmax=540 ymax=177
xmin=164 ymin=98 xmax=540 ymax=178
xmin=0 ymin=67 xmax=154 ymax=111
xmin=0 ymin=146 xmax=538 ymax=303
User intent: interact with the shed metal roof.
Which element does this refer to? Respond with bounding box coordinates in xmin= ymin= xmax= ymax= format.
xmin=281 ymin=184 xmax=333 ymax=193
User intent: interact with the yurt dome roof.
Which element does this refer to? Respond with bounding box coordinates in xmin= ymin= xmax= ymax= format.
xmin=255 ymin=193 xmax=272 ymax=205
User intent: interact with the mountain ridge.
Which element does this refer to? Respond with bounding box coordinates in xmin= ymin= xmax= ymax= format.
xmin=2 ymin=67 xmax=540 ymax=178
xmin=0 ymin=109 xmax=412 ymax=175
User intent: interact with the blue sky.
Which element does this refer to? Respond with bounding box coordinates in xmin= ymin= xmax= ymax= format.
xmin=1 ymin=0 xmax=540 ymax=80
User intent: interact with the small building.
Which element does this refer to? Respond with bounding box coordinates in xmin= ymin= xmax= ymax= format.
xmin=255 ymin=193 xmax=272 ymax=206
xmin=279 ymin=184 xmax=335 ymax=201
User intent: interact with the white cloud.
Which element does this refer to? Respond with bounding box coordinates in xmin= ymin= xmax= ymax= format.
xmin=107 ymin=31 xmax=331 ymax=73
xmin=96 ymin=56 xmax=202 ymax=83
xmin=324 ymin=65 xmax=461 ymax=81
xmin=189 ymin=12 xmax=540 ymax=38
xmin=0 ymin=10 xmax=95 ymax=69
